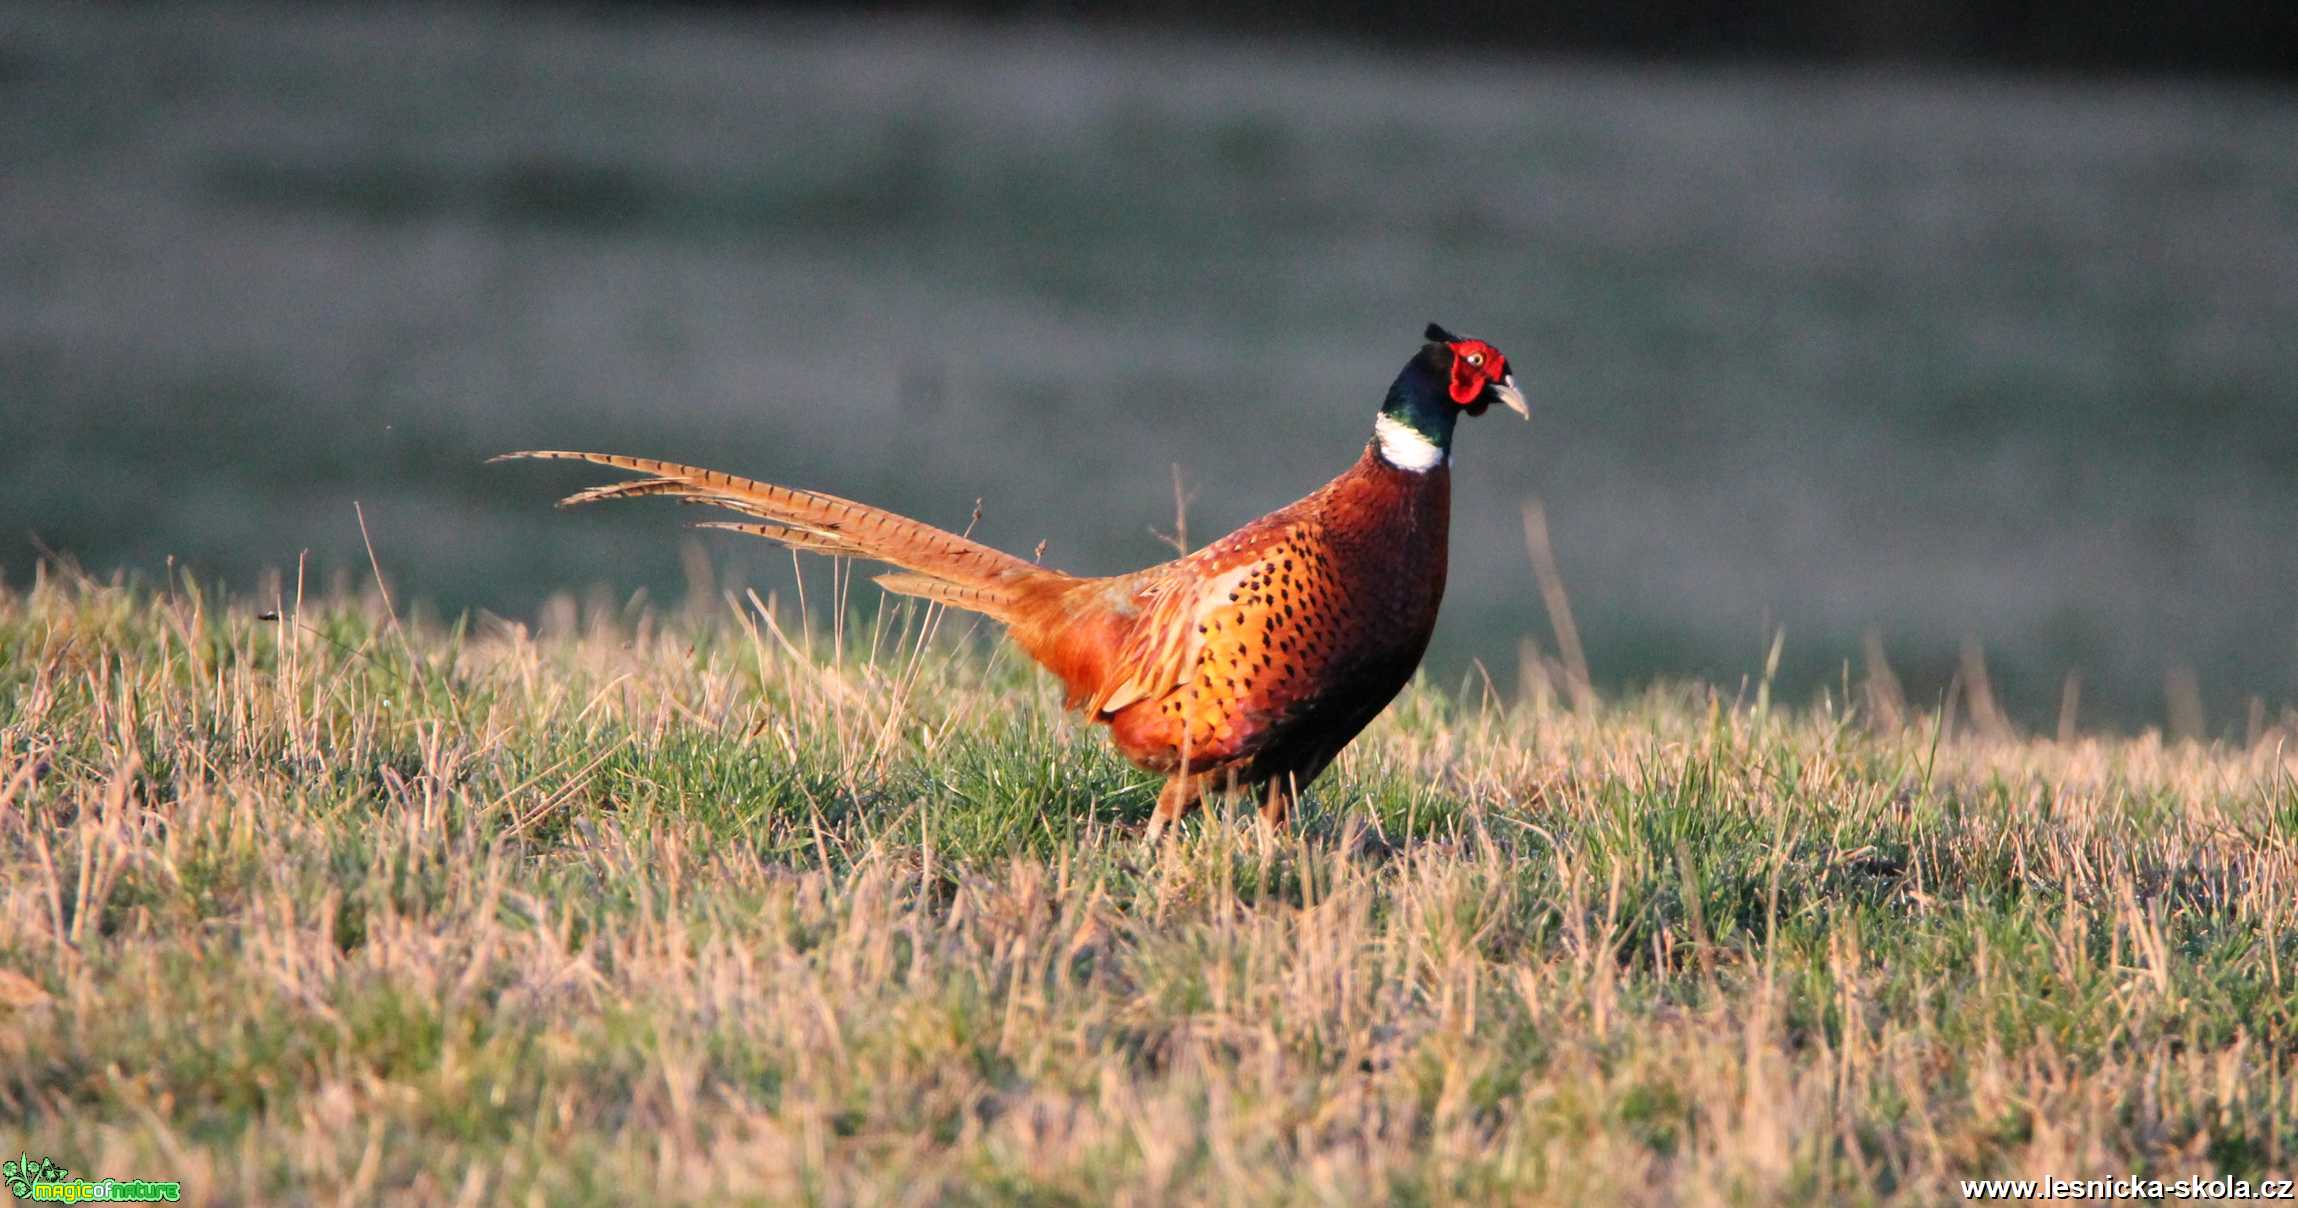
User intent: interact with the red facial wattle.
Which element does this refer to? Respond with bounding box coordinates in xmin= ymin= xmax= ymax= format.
xmin=1445 ymin=341 xmax=1504 ymax=406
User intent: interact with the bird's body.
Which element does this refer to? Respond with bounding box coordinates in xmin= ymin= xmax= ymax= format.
xmin=1076 ymin=445 xmax=1450 ymax=822
xmin=502 ymin=324 xmax=1525 ymax=835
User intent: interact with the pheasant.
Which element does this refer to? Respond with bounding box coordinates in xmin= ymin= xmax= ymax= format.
xmin=499 ymin=323 xmax=1526 ymax=837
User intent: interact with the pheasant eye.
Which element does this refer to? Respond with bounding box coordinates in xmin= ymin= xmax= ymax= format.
xmin=1464 ymin=352 xmax=1483 ymax=367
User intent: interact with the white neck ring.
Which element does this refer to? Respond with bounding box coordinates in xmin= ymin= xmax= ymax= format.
xmin=1374 ymin=413 xmax=1446 ymax=471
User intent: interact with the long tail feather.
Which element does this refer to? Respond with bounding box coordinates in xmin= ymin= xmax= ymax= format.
xmin=872 ymin=573 xmax=1025 ymax=613
xmin=496 ymin=450 xmax=1061 ymax=621
xmin=689 ymin=520 xmax=855 ymax=556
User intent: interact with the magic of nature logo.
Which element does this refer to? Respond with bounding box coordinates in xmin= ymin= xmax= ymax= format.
xmin=4 ymin=1154 xmax=182 ymax=1203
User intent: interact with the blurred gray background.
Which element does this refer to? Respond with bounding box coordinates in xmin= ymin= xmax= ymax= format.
xmin=5 ymin=3 xmax=2295 ymax=732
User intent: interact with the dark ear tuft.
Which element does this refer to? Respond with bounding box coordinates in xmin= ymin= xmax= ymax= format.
xmin=1424 ymin=322 xmax=1459 ymax=344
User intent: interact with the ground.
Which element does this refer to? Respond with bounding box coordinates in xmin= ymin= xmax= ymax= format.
xmin=2 ymin=570 xmax=2295 ymax=1203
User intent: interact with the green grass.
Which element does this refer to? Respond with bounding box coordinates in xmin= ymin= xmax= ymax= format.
xmin=3 ymin=567 xmax=2296 ymax=1203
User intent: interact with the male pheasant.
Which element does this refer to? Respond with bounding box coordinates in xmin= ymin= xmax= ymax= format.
xmin=499 ymin=323 xmax=1526 ymax=837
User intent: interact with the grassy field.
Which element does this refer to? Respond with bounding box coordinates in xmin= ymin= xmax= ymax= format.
xmin=9 ymin=2 xmax=2297 ymax=730
xmin=4 ymin=566 xmax=2296 ymax=1204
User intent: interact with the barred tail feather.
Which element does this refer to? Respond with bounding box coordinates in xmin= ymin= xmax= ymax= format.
xmin=872 ymin=574 xmax=1021 ymax=614
xmin=496 ymin=449 xmax=1062 ymax=621
xmin=689 ymin=520 xmax=856 ymax=557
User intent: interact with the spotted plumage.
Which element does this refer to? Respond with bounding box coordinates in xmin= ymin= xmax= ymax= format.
xmin=499 ymin=323 xmax=1527 ymax=836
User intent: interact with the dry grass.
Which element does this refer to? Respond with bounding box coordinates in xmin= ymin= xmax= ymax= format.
xmin=3 ymin=566 xmax=2296 ymax=1204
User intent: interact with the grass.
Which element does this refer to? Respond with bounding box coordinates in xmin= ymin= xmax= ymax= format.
xmin=3 ymin=564 xmax=2297 ymax=1204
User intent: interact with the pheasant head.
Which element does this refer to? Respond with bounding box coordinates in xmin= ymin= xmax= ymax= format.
xmin=1372 ymin=322 xmax=1528 ymax=471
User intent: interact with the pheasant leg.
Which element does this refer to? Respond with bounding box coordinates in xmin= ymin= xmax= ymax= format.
xmin=1145 ymin=772 xmax=1210 ymax=842
xmin=1258 ymin=775 xmax=1297 ymax=831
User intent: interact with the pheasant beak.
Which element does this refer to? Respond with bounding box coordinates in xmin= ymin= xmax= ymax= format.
xmin=1492 ymin=374 xmax=1530 ymax=420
